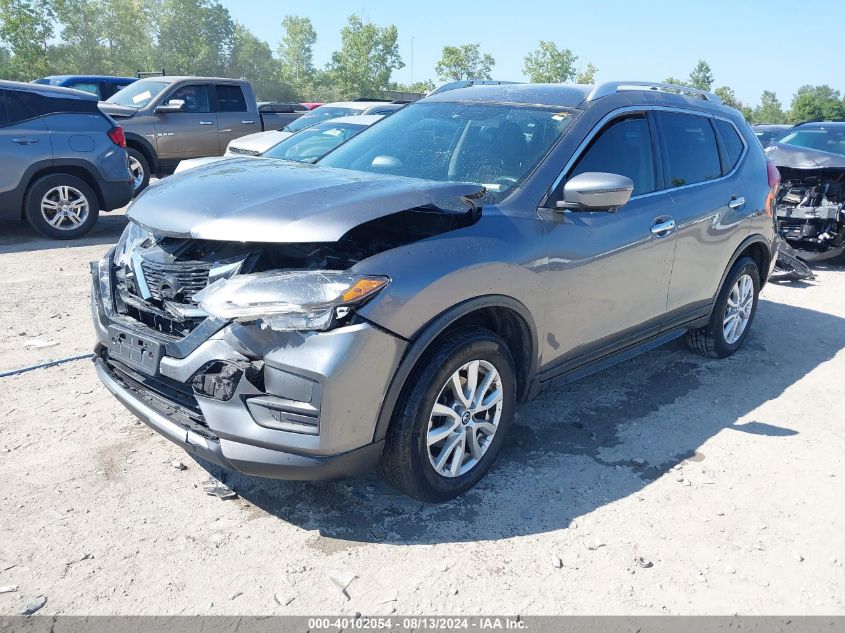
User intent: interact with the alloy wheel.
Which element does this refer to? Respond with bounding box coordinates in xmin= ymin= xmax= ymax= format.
xmin=40 ymin=185 xmax=90 ymax=231
xmin=723 ymin=273 xmax=754 ymax=344
xmin=129 ymin=155 xmax=145 ymax=191
xmin=426 ymin=360 xmax=504 ymax=478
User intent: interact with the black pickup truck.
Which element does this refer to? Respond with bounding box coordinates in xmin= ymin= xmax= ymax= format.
xmin=98 ymin=77 xmax=305 ymax=194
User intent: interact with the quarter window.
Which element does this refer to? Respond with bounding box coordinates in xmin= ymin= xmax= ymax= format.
xmin=568 ymin=114 xmax=656 ymax=196
xmin=0 ymin=89 xmax=34 ymax=126
xmin=716 ymin=119 xmax=745 ymax=172
xmin=164 ymin=85 xmax=210 ymax=113
xmin=216 ymin=85 xmax=247 ymax=112
xmin=657 ymin=111 xmax=721 ymax=187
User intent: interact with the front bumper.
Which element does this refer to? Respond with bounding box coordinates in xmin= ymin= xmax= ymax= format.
xmin=91 ymin=259 xmax=405 ymax=480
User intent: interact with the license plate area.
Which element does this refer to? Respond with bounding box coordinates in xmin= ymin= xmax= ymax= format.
xmin=107 ymin=325 xmax=163 ymax=376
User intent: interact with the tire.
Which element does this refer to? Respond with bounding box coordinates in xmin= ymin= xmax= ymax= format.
xmin=686 ymin=256 xmax=761 ymax=358
xmin=380 ymin=327 xmax=517 ymax=502
xmin=127 ymin=147 xmax=151 ymax=195
xmin=24 ymin=174 xmax=99 ymax=240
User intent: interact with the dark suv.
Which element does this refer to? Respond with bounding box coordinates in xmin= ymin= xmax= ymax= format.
xmin=0 ymin=80 xmax=133 ymax=239
xmin=92 ymin=81 xmax=777 ymax=500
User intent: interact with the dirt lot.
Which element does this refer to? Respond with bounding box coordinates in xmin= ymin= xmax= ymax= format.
xmin=1 ymin=211 xmax=844 ymax=616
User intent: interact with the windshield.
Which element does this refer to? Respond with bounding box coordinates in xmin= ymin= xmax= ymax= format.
xmin=318 ymin=101 xmax=576 ymax=201
xmin=285 ymin=105 xmax=362 ymax=132
xmin=107 ymin=80 xmax=170 ymax=108
xmin=263 ymin=121 xmax=368 ymax=163
xmin=778 ymin=127 xmax=845 ymax=156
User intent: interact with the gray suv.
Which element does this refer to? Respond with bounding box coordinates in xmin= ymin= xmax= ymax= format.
xmin=91 ymin=82 xmax=777 ymax=501
xmin=0 ymin=80 xmax=133 ymax=239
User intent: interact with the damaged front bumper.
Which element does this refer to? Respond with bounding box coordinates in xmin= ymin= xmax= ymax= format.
xmin=90 ymin=257 xmax=405 ymax=480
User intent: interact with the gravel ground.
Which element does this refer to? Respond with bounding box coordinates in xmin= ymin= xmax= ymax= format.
xmin=1 ymin=212 xmax=844 ymax=616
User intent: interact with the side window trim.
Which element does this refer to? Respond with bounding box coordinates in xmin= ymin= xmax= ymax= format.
xmin=712 ymin=116 xmax=749 ymax=177
xmin=0 ymin=89 xmax=37 ymax=128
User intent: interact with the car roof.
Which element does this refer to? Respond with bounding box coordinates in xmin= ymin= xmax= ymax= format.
xmin=423 ymin=83 xmax=591 ymax=107
xmin=0 ymin=79 xmax=99 ymax=100
xmin=321 ymin=114 xmax=384 ymax=126
xmin=40 ymin=75 xmax=136 ymax=83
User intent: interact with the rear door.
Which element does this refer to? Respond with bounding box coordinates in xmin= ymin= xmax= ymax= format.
xmin=154 ymin=83 xmax=219 ymax=162
xmin=656 ymin=110 xmax=750 ymax=324
xmin=214 ymin=83 xmax=257 ymax=152
xmin=0 ymin=89 xmax=51 ymax=215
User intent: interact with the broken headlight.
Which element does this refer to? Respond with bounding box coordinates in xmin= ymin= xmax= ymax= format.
xmin=193 ymin=271 xmax=389 ymax=332
xmin=113 ymin=220 xmax=152 ymax=267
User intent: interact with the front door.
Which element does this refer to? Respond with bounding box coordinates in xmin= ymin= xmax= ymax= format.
xmin=539 ymin=112 xmax=677 ymax=373
xmin=154 ymin=83 xmax=219 ymax=163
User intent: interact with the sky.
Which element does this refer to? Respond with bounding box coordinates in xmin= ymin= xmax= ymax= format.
xmin=219 ymin=0 xmax=844 ymax=107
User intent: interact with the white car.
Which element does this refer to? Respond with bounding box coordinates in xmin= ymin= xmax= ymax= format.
xmin=175 ymin=114 xmax=384 ymax=174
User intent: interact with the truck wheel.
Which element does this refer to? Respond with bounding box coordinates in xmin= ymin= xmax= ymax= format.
xmin=380 ymin=327 xmax=516 ymax=502
xmin=24 ymin=174 xmax=99 ymax=240
xmin=128 ymin=148 xmax=150 ymax=195
xmin=686 ymin=256 xmax=760 ymax=358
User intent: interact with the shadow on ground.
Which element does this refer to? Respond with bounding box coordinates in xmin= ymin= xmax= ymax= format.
xmin=0 ymin=212 xmax=127 ymax=255
xmin=194 ymin=298 xmax=844 ymax=545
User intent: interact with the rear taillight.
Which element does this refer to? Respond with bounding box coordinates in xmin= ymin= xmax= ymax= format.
xmin=108 ymin=126 xmax=126 ymax=148
xmin=767 ymin=160 xmax=781 ymax=189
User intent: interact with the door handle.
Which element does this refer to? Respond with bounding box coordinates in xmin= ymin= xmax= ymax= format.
xmin=650 ymin=218 xmax=676 ymax=237
xmin=728 ymin=196 xmax=746 ymax=210
xmin=12 ymin=137 xmax=39 ymax=145
xmin=199 ymin=121 xmax=214 ymax=125
xmin=241 ymin=120 xmax=255 ymax=124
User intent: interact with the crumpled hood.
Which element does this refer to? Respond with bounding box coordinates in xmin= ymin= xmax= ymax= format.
xmin=766 ymin=142 xmax=845 ymax=170
xmin=128 ymin=158 xmax=484 ymax=243
xmin=97 ymin=102 xmax=138 ymax=118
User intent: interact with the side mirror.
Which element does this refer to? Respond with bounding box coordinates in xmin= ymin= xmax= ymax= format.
xmin=155 ymin=99 xmax=185 ymax=114
xmin=557 ymin=172 xmax=634 ymax=212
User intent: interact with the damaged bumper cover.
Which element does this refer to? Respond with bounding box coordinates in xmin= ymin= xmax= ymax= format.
xmin=91 ymin=259 xmax=405 ymax=480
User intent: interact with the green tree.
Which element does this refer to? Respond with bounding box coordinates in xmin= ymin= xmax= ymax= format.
xmin=688 ymin=59 xmax=714 ymax=91
xmin=101 ymin=0 xmax=156 ymax=75
xmin=522 ymin=41 xmax=577 ymax=83
xmin=663 ymin=76 xmax=689 ymax=87
xmin=150 ymin=0 xmax=234 ymax=76
xmin=575 ymin=63 xmax=597 ymax=84
xmin=788 ymin=85 xmax=845 ymax=123
xmin=435 ymin=43 xmax=494 ymax=81
xmin=714 ymin=86 xmax=752 ymax=120
xmin=51 ymin=0 xmax=108 ymax=74
xmin=0 ymin=0 xmax=54 ymax=80
xmin=752 ymin=90 xmax=786 ymax=124
xmin=277 ymin=15 xmax=317 ymax=99
xmin=392 ymin=79 xmax=435 ymax=94
xmin=227 ymin=24 xmax=293 ymax=101
xmin=327 ymin=15 xmax=403 ymax=98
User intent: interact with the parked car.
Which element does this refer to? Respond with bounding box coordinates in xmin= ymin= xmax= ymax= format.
xmin=225 ymin=100 xmax=388 ymax=156
xmin=174 ymin=114 xmax=384 ymax=173
xmin=33 ymin=75 xmax=137 ymax=100
xmin=91 ymin=81 xmax=776 ymax=500
xmin=0 ymin=80 xmax=132 ymax=239
xmin=766 ymin=122 xmax=845 ymax=262
xmin=301 ymin=102 xmax=323 ymax=110
xmin=428 ymin=79 xmax=520 ymax=96
xmin=257 ymin=101 xmax=308 ymax=129
xmin=752 ymin=124 xmax=791 ymax=147
xmin=361 ymin=102 xmax=407 ymax=116
xmin=98 ymin=76 xmax=292 ymax=194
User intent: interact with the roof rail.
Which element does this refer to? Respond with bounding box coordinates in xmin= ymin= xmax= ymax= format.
xmin=587 ymin=81 xmax=722 ymax=104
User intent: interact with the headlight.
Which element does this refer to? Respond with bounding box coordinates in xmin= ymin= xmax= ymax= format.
xmin=113 ymin=220 xmax=151 ymax=266
xmin=193 ymin=271 xmax=390 ymax=332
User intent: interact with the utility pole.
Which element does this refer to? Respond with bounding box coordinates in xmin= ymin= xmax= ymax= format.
xmin=410 ymin=36 xmax=415 ymax=84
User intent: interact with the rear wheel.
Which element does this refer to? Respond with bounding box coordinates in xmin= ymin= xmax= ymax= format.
xmin=24 ymin=174 xmax=99 ymax=240
xmin=127 ymin=147 xmax=150 ymax=195
xmin=380 ymin=327 xmax=516 ymax=502
xmin=686 ymin=256 xmax=760 ymax=358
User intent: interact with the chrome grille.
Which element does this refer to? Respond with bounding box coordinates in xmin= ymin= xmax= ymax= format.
xmin=140 ymin=260 xmax=211 ymax=302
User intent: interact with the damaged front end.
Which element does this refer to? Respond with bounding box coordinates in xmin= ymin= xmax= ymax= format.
xmin=768 ymin=143 xmax=845 ymax=262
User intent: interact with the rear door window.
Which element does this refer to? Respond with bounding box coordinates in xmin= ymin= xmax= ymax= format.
xmin=216 ymin=85 xmax=247 ymax=112
xmin=568 ymin=113 xmax=656 ymax=196
xmin=656 ymin=111 xmax=721 ymax=187
xmin=715 ymin=119 xmax=745 ymax=173
xmin=0 ymin=89 xmax=34 ymax=126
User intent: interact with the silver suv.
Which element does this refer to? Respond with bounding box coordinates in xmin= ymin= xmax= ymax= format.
xmin=91 ymin=82 xmax=778 ymax=501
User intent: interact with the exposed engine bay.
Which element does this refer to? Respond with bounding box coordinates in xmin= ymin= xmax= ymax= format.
xmin=111 ymin=206 xmax=481 ymax=338
xmin=768 ymin=144 xmax=845 ymax=262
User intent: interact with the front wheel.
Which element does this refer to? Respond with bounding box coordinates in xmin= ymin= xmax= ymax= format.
xmin=380 ymin=327 xmax=516 ymax=502
xmin=686 ymin=256 xmax=761 ymax=358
